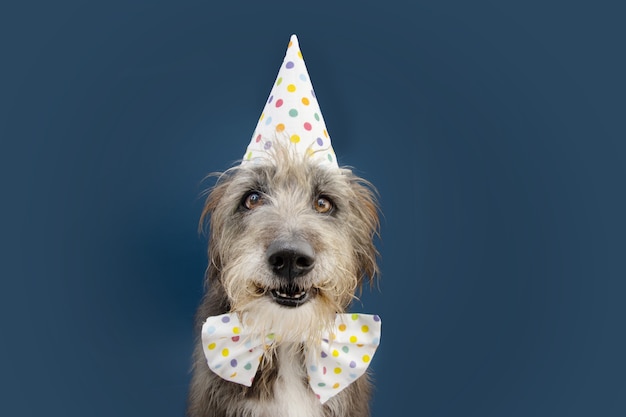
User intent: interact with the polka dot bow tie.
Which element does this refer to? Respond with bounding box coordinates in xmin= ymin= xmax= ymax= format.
xmin=201 ymin=313 xmax=382 ymax=404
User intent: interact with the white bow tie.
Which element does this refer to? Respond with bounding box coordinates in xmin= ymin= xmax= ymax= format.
xmin=201 ymin=313 xmax=381 ymax=404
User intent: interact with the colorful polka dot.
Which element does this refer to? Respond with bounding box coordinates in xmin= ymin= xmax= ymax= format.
xmin=334 ymin=367 xmax=342 ymax=374
xmin=276 ymin=123 xmax=285 ymax=132
xmin=361 ymin=325 xmax=369 ymax=333
xmin=332 ymin=383 xmax=340 ymax=389
xmin=285 ymin=61 xmax=295 ymax=69
xmin=349 ymin=335 xmax=358 ymax=343
xmin=314 ymin=112 xmax=320 ymax=121
xmin=275 ymin=99 xmax=283 ymax=108
xmin=289 ymin=109 xmax=298 ymax=117
xmin=299 ymin=73 xmax=307 ymax=81
xmin=276 ymin=77 xmax=283 ymax=86
xmin=316 ymin=138 xmax=323 ymax=146
xmin=338 ymin=324 xmax=347 ymax=332
xmin=264 ymin=116 xmax=272 ymax=126
xmin=221 ymin=316 xmax=230 ymax=323
xmin=221 ymin=348 xmax=229 ymax=357
xmin=230 ymin=359 xmax=238 ymax=367
xmin=342 ymin=346 xmax=350 ymax=353
xmin=301 ymin=97 xmax=310 ymax=105
xmin=290 ymin=134 xmax=300 ymax=143
xmin=287 ymin=84 xmax=296 ymax=92
xmin=207 ymin=342 xmax=216 ymax=350
xmin=362 ymin=354 xmax=371 ymax=363
xmin=332 ymin=349 xmax=339 ymax=357
xmin=303 ymin=122 xmax=312 ymax=131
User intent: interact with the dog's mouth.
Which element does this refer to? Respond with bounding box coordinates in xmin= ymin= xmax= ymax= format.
xmin=269 ymin=286 xmax=314 ymax=307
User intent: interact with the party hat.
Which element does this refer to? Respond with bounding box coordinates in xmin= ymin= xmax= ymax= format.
xmin=242 ymin=34 xmax=338 ymax=168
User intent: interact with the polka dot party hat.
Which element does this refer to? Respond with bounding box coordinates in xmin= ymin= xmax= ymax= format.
xmin=242 ymin=34 xmax=338 ymax=168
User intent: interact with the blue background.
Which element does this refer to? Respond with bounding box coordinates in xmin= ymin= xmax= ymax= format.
xmin=1 ymin=1 xmax=625 ymax=416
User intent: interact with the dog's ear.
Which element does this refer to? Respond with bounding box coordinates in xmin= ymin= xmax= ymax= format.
xmin=199 ymin=175 xmax=227 ymax=233
xmin=199 ymin=173 xmax=233 ymax=283
xmin=348 ymin=175 xmax=381 ymax=286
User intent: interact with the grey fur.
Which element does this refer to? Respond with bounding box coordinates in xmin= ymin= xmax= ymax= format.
xmin=188 ymin=146 xmax=380 ymax=417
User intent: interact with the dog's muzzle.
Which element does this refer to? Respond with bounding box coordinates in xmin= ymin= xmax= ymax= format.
xmin=265 ymin=239 xmax=315 ymax=307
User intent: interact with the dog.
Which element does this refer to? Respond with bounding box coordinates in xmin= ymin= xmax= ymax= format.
xmin=186 ymin=143 xmax=380 ymax=417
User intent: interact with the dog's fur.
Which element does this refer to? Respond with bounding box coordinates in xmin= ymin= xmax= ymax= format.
xmin=187 ymin=144 xmax=380 ymax=417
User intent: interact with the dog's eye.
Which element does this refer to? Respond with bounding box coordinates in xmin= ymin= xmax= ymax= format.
xmin=314 ymin=196 xmax=333 ymax=214
xmin=243 ymin=192 xmax=264 ymax=210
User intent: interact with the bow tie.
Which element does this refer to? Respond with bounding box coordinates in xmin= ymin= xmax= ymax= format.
xmin=201 ymin=313 xmax=381 ymax=404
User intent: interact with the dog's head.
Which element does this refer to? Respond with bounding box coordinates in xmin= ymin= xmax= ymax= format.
xmin=200 ymin=144 xmax=379 ymax=341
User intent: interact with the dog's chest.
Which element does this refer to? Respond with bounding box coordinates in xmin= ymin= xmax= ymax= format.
xmin=250 ymin=345 xmax=323 ymax=417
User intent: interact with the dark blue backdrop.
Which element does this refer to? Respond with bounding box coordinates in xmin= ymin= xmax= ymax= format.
xmin=2 ymin=1 xmax=625 ymax=416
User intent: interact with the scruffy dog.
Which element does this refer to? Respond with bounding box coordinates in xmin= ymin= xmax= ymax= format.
xmin=187 ymin=144 xmax=380 ymax=417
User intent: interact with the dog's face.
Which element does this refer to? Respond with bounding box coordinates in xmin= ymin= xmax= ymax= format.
xmin=201 ymin=146 xmax=379 ymax=341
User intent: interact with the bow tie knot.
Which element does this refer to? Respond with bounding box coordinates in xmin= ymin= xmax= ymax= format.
xmin=201 ymin=313 xmax=381 ymax=404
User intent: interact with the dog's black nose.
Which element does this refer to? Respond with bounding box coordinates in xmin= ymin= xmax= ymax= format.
xmin=266 ymin=239 xmax=315 ymax=280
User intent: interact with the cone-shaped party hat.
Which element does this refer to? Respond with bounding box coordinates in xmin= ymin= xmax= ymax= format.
xmin=242 ymin=34 xmax=338 ymax=168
